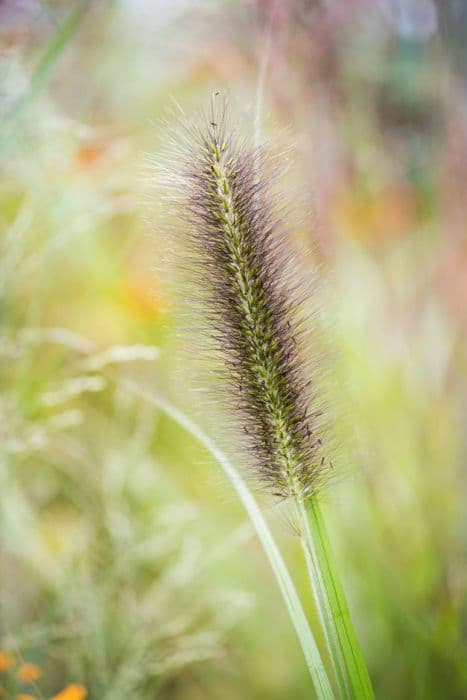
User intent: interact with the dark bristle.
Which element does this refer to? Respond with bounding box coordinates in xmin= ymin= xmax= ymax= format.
xmin=171 ymin=98 xmax=328 ymax=500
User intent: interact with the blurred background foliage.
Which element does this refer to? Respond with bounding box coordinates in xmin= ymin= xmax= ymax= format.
xmin=0 ymin=1 xmax=466 ymax=698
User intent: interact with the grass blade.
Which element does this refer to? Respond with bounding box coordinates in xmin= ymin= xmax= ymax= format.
xmin=122 ymin=380 xmax=335 ymax=700
xmin=297 ymin=497 xmax=374 ymax=699
xmin=0 ymin=0 xmax=92 ymax=156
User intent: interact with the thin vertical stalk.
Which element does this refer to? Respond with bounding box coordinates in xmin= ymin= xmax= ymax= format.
xmin=0 ymin=0 xmax=92 ymax=157
xmin=121 ymin=380 xmax=335 ymax=700
xmin=297 ymin=496 xmax=374 ymax=700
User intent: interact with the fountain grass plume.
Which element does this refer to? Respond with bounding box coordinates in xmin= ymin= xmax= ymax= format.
xmin=167 ymin=96 xmax=330 ymax=501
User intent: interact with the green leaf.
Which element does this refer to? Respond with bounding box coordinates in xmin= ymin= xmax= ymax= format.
xmin=0 ymin=0 xmax=92 ymax=157
xmin=122 ymin=380 xmax=335 ymax=700
xmin=297 ymin=496 xmax=375 ymax=700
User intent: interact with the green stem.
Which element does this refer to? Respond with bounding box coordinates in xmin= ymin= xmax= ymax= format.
xmin=297 ymin=496 xmax=374 ymax=700
xmin=122 ymin=380 xmax=335 ymax=700
xmin=0 ymin=0 xmax=92 ymax=156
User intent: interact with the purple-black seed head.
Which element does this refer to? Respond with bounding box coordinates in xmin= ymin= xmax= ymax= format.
xmin=168 ymin=98 xmax=328 ymax=500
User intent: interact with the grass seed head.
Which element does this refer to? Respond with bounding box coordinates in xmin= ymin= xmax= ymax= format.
xmin=165 ymin=96 xmax=329 ymax=500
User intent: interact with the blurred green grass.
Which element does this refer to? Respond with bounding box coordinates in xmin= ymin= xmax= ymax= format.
xmin=1 ymin=1 xmax=466 ymax=698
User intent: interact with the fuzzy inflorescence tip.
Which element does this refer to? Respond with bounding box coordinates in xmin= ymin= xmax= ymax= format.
xmin=168 ymin=96 xmax=329 ymax=501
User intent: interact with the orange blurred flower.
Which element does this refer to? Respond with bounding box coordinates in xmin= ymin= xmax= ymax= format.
xmin=74 ymin=142 xmax=107 ymax=170
xmin=0 ymin=651 xmax=14 ymax=672
xmin=18 ymin=663 xmax=42 ymax=683
xmin=122 ymin=272 xmax=168 ymax=320
xmin=51 ymin=685 xmax=87 ymax=700
xmin=334 ymin=184 xmax=417 ymax=248
xmin=16 ymin=694 xmax=36 ymax=700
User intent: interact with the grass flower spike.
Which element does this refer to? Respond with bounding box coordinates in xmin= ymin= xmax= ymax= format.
xmin=175 ymin=98 xmax=327 ymax=500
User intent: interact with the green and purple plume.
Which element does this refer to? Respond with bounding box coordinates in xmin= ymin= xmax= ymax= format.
xmin=166 ymin=99 xmax=329 ymax=501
